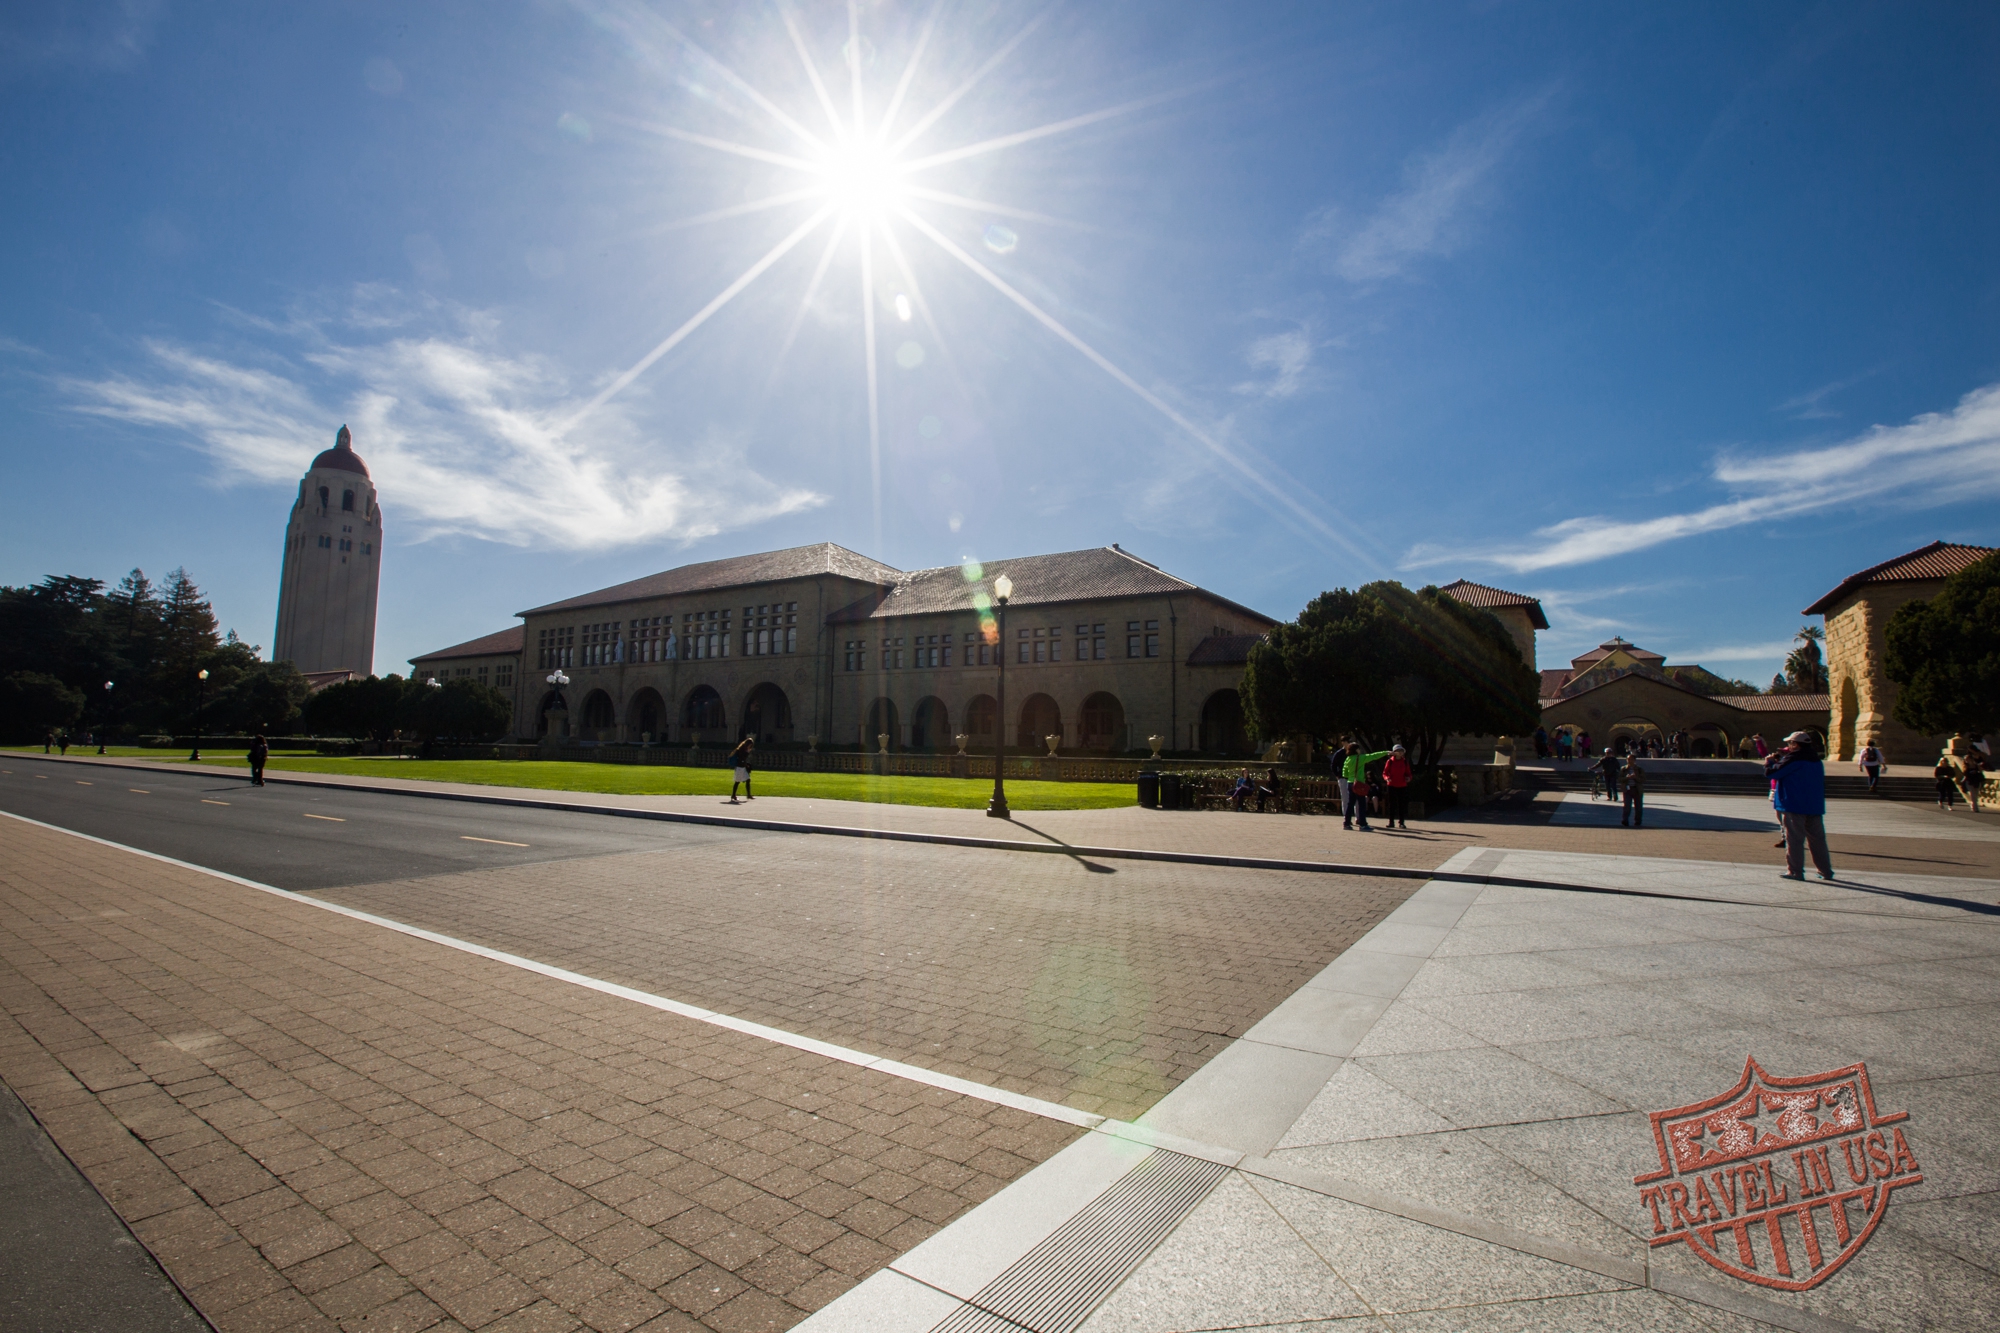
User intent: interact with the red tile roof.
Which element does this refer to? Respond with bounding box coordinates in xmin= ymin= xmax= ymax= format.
xmin=1570 ymin=637 xmax=1665 ymax=669
xmin=1727 ymin=693 xmax=1831 ymax=711
xmin=410 ymin=626 xmax=525 ymax=662
xmin=825 ymin=546 xmax=1275 ymax=625
xmin=520 ymin=543 xmax=900 ymax=616
xmin=1438 ymin=579 xmax=1550 ymax=629
xmin=1802 ymin=541 xmax=1998 ymax=615
xmin=1185 ymin=633 xmax=1264 ymax=666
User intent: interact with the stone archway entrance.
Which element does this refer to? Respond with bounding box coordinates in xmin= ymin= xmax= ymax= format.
xmin=580 ymin=690 xmax=616 ymax=741
xmin=965 ymin=695 xmax=998 ymax=749
xmin=1080 ymin=693 xmax=1125 ymax=751
xmin=865 ymin=698 xmax=900 ymax=750
xmin=742 ymin=683 xmax=793 ymax=743
xmin=682 ymin=685 xmax=725 ymax=739
xmin=1200 ymin=689 xmax=1250 ymax=755
xmin=911 ymin=697 xmax=949 ymax=750
xmin=1018 ymin=694 xmax=1061 ymax=752
xmin=629 ymin=688 xmax=666 ymax=742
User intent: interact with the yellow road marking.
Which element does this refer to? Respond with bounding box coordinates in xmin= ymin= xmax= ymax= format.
xmin=129 ymin=789 xmax=150 ymax=794
xmin=34 ymin=775 xmax=48 ymax=779
xmin=201 ymin=799 xmax=229 ymax=806
xmin=303 ymin=813 xmax=345 ymax=822
xmin=76 ymin=780 xmax=93 ymax=786
xmin=460 ymin=835 xmax=529 ymax=847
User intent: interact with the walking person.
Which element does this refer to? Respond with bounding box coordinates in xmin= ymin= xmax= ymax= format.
xmin=1770 ymin=731 xmax=1833 ymax=881
xmin=1331 ymin=742 xmax=1350 ymax=821
xmin=1382 ymin=744 xmax=1414 ymax=829
xmin=1961 ymin=746 xmax=1987 ymax=814
xmin=43 ymin=729 xmax=54 ymax=754
xmin=1857 ymin=739 xmax=1883 ymax=794
xmin=728 ymin=736 xmax=755 ymax=803
xmin=1595 ymin=747 xmax=1622 ymax=803
xmin=1621 ymin=755 xmax=1646 ymax=827
xmin=1341 ymin=741 xmax=1390 ymax=831
xmin=248 ymin=732 xmax=269 ymax=787
xmin=1532 ymin=726 xmax=1549 ymax=760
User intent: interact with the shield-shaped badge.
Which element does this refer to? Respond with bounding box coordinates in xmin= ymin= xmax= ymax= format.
xmin=1634 ymin=1057 xmax=1921 ymax=1291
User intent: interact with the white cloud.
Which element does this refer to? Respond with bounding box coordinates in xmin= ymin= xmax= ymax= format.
xmin=1304 ymin=89 xmax=1553 ymax=284
xmin=0 ymin=0 xmax=163 ymax=70
xmin=1410 ymin=382 xmax=2000 ymax=574
xmin=62 ymin=302 xmax=824 ymax=551
xmin=1232 ymin=329 xmax=1311 ymax=399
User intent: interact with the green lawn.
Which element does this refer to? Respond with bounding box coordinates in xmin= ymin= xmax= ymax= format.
xmin=6 ymin=747 xmax=1137 ymax=811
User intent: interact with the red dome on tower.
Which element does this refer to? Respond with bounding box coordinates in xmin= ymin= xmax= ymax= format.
xmin=310 ymin=425 xmax=369 ymax=477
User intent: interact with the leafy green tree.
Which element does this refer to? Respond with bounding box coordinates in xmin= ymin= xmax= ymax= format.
xmin=401 ymin=678 xmax=512 ymax=744
xmin=1663 ymin=665 xmax=1762 ymax=696
xmin=301 ymin=675 xmax=410 ymax=739
xmin=0 ymin=672 xmax=87 ymax=743
xmin=208 ymin=660 xmax=311 ymax=734
xmin=1243 ymin=581 xmax=1540 ymax=768
xmin=1885 ymin=551 xmax=2000 ymax=736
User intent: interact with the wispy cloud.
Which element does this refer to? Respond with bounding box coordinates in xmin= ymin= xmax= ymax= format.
xmin=61 ymin=295 xmax=823 ymax=551
xmin=1410 ymin=382 xmax=2000 ymax=574
xmin=1775 ymin=364 xmax=1885 ymax=420
xmin=0 ymin=0 xmax=164 ymax=71
xmin=1301 ymin=88 xmax=1555 ymax=284
xmin=1232 ymin=329 xmax=1312 ymax=399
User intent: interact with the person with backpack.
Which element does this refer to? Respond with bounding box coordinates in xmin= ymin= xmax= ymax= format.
xmin=248 ymin=733 xmax=269 ymax=787
xmin=1381 ymin=744 xmax=1414 ymax=829
xmin=728 ymin=736 xmax=755 ymax=803
xmin=1857 ymin=739 xmax=1884 ymax=794
xmin=1341 ymin=741 xmax=1391 ymax=831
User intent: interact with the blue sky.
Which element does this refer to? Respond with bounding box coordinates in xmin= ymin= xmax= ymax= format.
xmin=4 ymin=1 xmax=1997 ymax=683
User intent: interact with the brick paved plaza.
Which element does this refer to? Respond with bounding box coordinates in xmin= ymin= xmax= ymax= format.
xmin=2 ymin=755 xmax=1997 ymax=1331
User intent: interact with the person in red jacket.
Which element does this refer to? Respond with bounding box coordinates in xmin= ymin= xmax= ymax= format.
xmin=1382 ymin=744 xmax=1414 ymax=830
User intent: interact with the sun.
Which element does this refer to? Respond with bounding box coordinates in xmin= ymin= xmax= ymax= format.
xmin=813 ymin=137 xmax=908 ymax=218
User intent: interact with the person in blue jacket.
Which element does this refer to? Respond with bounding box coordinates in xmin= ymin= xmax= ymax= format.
xmin=1768 ymin=730 xmax=1833 ymax=881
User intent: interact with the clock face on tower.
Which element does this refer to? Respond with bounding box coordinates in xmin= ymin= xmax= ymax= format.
xmin=275 ymin=425 xmax=382 ymax=683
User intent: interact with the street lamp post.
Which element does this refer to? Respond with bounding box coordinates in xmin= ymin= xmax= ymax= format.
xmin=189 ymin=669 xmax=209 ymax=762
xmin=987 ymin=574 xmax=1013 ymax=819
xmin=99 ymin=681 xmax=113 ymax=754
xmin=546 ymin=670 xmax=570 ymax=740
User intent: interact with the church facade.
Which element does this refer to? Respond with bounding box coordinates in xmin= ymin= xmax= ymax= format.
xmin=274 ymin=426 xmax=382 ymax=684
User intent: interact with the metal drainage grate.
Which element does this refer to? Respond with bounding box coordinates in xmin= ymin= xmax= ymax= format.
xmin=937 ymin=1150 xmax=1230 ymax=1333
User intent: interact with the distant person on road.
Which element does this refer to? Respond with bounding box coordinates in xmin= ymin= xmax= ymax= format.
xmin=1770 ymin=731 xmax=1833 ymax=881
xmin=249 ymin=733 xmax=269 ymax=787
xmin=1578 ymin=730 xmax=1592 ymax=760
xmin=728 ymin=736 xmax=755 ymax=803
xmin=1382 ymin=745 xmax=1414 ymax=829
xmin=57 ymin=731 xmax=69 ymax=755
xmin=1858 ymin=740 xmax=1883 ymax=793
xmin=44 ymin=729 xmax=54 ymax=754
xmin=1621 ymin=755 xmax=1646 ymax=827
xmin=1341 ymin=742 xmax=1390 ymax=831
xmin=1961 ymin=746 xmax=1987 ymax=814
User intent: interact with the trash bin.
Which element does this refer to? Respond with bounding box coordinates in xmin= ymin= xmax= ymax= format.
xmin=1159 ymin=772 xmax=1181 ymax=811
xmin=1137 ymin=770 xmax=1159 ymax=809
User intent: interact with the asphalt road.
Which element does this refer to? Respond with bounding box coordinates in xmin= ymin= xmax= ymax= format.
xmin=0 ymin=755 xmax=766 ymax=891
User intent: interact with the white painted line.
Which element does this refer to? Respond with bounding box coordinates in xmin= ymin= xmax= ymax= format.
xmin=75 ymin=780 xmax=93 ymax=786
xmin=0 ymin=810 xmax=1103 ymax=1132
xmin=200 ymin=799 xmax=228 ymax=806
xmin=302 ymin=813 xmax=345 ymax=822
xmin=129 ymin=789 xmax=150 ymax=795
xmin=460 ymin=835 xmax=529 ymax=847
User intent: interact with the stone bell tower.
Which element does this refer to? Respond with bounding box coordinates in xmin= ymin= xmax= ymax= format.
xmin=274 ymin=425 xmax=382 ymax=680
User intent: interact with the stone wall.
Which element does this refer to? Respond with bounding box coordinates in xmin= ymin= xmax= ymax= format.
xmin=1823 ymin=582 xmax=1950 ymax=763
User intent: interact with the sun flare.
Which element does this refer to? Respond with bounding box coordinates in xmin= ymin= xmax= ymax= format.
xmin=813 ymin=137 xmax=909 ymax=217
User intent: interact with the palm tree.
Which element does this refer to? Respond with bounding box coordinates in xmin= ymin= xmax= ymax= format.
xmin=1774 ymin=625 xmax=1829 ymax=694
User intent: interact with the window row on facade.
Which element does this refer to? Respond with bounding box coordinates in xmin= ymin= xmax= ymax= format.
xmin=535 ymin=602 xmax=805 ymax=670
xmin=433 ymin=661 xmax=515 ymax=688
xmin=840 ymin=619 xmax=1162 ymax=671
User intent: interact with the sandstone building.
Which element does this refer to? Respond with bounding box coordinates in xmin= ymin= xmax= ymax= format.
xmin=274 ymin=426 xmax=382 ymax=685
xmin=1536 ymin=636 xmax=1828 ymax=756
xmin=1806 ymin=540 xmax=1997 ymax=762
xmin=414 ymin=543 xmax=1278 ymax=754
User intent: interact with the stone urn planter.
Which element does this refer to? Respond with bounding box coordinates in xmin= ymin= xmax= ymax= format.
xmin=1044 ymin=734 xmax=1061 ymax=757
xmin=878 ymin=733 xmax=892 ymax=755
xmin=1147 ymin=734 xmax=1164 ymax=760
xmin=806 ymin=734 xmax=818 ymax=753
xmin=954 ymin=733 xmax=969 ymax=756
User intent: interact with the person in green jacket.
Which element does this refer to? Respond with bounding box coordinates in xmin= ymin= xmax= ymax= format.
xmin=1340 ymin=741 xmax=1392 ymax=831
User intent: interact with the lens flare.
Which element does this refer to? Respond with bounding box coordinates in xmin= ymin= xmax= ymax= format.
xmin=982 ymin=223 xmax=1018 ymax=254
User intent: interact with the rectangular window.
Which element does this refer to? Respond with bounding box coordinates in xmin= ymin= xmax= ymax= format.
xmin=496 ymin=664 xmax=513 ymax=687
xmin=1127 ymin=634 xmax=1141 ymax=657
xmin=1093 ymin=637 xmax=1106 ymax=660
xmin=1049 ymin=638 xmax=1061 ymax=662
xmin=1020 ymin=641 xmax=1032 ymax=664
xmin=1146 ymin=633 xmax=1160 ymax=657
xmin=786 ymin=627 xmax=797 ymax=653
xmin=942 ymin=643 xmax=952 ymax=667
xmin=477 ymin=666 xmax=488 ymax=683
